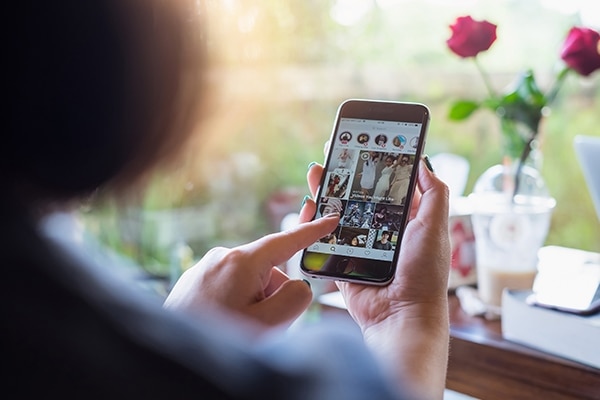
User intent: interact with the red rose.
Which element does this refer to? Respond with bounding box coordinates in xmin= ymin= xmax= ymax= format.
xmin=447 ymin=16 xmax=497 ymax=58
xmin=560 ymin=27 xmax=600 ymax=77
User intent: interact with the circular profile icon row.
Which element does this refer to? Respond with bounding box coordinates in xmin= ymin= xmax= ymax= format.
xmin=339 ymin=131 xmax=416 ymax=150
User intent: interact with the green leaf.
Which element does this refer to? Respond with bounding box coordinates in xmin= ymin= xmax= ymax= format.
xmin=448 ymin=100 xmax=480 ymax=120
xmin=497 ymin=70 xmax=545 ymax=134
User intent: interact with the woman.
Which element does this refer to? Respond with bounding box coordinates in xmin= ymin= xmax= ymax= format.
xmin=359 ymin=151 xmax=380 ymax=199
xmin=389 ymin=155 xmax=414 ymax=205
xmin=5 ymin=1 xmax=450 ymax=399
xmin=374 ymin=154 xmax=396 ymax=200
xmin=336 ymin=148 xmax=354 ymax=170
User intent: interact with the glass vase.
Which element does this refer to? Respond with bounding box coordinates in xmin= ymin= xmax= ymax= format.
xmin=468 ymin=159 xmax=556 ymax=308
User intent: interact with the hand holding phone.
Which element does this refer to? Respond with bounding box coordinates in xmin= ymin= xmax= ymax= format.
xmin=300 ymin=99 xmax=430 ymax=285
xmin=300 ymin=127 xmax=451 ymax=398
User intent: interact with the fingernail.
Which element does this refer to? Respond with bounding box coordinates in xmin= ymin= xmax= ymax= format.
xmin=307 ymin=161 xmax=317 ymax=170
xmin=324 ymin=212 xmax=340 ymax=218
xmin=423 ymin=154 xmax=435 ymax=173
xmin=301 ymin=195 xmax=311 ymax=207
xmin=302 ymin=279 xmax=311 ymax=288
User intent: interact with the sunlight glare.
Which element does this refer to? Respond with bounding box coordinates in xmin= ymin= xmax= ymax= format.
xmin=330 ymin=0 xmax=374 ymax=26
xmin=541 ymin=0 xmax=600 ymax=28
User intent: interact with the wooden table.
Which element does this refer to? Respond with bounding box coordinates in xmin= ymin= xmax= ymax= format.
xmin=320 ymin=293 xmax=600 ymax=399
xmin=446 ymin=294 xmax=600 ymax=399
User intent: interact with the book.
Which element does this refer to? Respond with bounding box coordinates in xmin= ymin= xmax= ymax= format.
xmin=501 ymin=289 xmax=600 ymax=369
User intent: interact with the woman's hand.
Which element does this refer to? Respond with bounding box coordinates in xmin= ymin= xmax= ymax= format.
xmin=303 ymin=158 xmax=449 ymax=321
xmin=303 ymin=158 xmax=451 ymax=400
xmin=348 ymin=160 xmax=449 ymax=330
xmin=164 ymin=212 xmax=339 ymax=329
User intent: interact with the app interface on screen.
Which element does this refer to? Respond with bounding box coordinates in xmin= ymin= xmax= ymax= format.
xmin=306 ymin=117 xmax=423 ymax=263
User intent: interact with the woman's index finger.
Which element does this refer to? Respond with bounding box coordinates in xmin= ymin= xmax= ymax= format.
xmin=242 ymin=213 xmax=339 ymax=270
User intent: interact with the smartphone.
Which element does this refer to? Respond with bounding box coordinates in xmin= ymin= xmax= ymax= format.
xmin=300 ymin=99 xmax=430 ymax=285
xmin=528 ymin=288 xmax=600 ymax=316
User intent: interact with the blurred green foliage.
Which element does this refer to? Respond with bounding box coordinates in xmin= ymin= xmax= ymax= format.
xmin=81 ymin=0 xmax=600 ymax=277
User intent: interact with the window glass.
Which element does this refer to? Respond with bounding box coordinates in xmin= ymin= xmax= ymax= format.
xmin=81 ymin=0 xmax=600 ymax=279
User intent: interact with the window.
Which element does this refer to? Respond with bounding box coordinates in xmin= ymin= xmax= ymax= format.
xmin=81 ymin=0 xmax=600 ymax=279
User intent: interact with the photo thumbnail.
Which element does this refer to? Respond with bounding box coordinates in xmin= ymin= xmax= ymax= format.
xmin=341 ymin=200 xmax=375 ymax=229
xmin=373 ymin=229 xmax=398 ymax=251
xmin=337 ymin=226 xmax=369 ymax=247
xmin=371 ymin=203 xmax=405 ymax=231
xmin=329 ymin=148 xmax=357 ymax=174
xmin=325 ymin=170 xmax=351 ymax=198
xmin=318 ymin=197 xmax=346 ymax=218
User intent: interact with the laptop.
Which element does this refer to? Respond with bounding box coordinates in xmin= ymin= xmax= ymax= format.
xmin=574 ymin=135 xmax=600 ymax=221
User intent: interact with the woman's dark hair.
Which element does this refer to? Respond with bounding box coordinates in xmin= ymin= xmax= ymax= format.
xmin=6 ymin=0 xmax=206 ymax=205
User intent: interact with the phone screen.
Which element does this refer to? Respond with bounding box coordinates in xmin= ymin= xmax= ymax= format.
xmin=301 ymin=99 xmax=430 ymax=285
